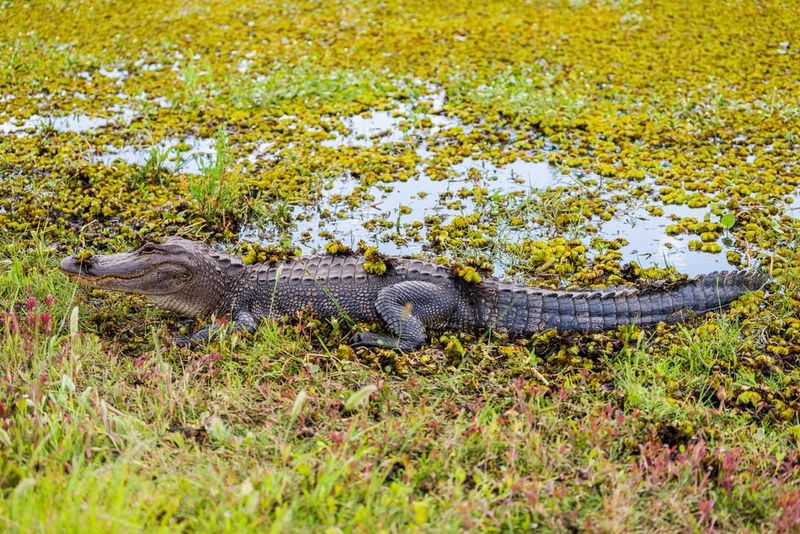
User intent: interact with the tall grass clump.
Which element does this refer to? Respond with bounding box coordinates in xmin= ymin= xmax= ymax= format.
xmin=187 ymin=129 xmax=246 ymax=230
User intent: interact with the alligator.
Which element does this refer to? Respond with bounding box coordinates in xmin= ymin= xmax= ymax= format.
xmin=60 ymin=236 xmax=767 ymax=350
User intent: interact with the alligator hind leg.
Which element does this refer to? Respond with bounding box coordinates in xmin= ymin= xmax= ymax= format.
xmin=350 ymin=281 xmax=457 ymax=350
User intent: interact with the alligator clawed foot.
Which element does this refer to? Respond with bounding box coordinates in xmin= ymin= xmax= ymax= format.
xmin=350 ymin=331 xmax=403 ymax=350
xmin=175 ymin=335 xmax=195 ymax=348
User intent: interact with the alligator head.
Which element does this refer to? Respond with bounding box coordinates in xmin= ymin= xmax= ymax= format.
xmin=60 ymin=236 xmax=242 ymax=317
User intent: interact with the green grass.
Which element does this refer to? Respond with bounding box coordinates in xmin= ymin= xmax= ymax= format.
xmin=131 ymin=145 xmax=177 ymax=188
xmin=451 ymin=66 xmax=591 ymax=125
xmin=229 ymin=65 xmax=411 ymax=111
xmin=188 ymin=129 xmax=246 ymax=230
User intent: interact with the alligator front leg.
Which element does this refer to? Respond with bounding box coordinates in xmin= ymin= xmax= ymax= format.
xmin=351 ymin=281 xmax=457 ymax=351
xmin=176 ymin=310 xmax=258 ymax=347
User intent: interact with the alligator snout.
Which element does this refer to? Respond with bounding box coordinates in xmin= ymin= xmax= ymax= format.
xmin=60 ymin=255 xmax=95 ymax=277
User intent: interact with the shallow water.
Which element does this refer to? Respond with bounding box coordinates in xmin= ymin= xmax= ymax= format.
xmin=20 ymin=94 xmax=737 ymax=278
xmin=0 ymin=70 xmax=746 ymax=278
xmin=242 ymin=152 xmax=565 ymax=245
xmin=240 ymin=100 xmax=740 ymax=276
xmin=0 ymin=113 xmax=109 ymax=134
xmin=321 ymin=94 xmax=465 ymax=149
xmin=99 ymin=66 xmax=129 ymax=81
xmin=241 ymin=161 xmax=737 ymax=277
xmin=0 ymin=102 xmax=138 ymax=135
xmin=600 ymin=204 xmax=731 ymax=276
xmin=94 ymin=136 xmax=217 ymax=174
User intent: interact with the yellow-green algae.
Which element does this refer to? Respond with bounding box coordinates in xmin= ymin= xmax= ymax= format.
xmin=2 ymin=1 xmax=800 ymax=529
xmin=356 ymin=242 xmax=390 ymax=276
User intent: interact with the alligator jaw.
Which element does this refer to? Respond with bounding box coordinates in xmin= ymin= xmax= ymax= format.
xmin=60 ymin=253 xmax=153 ymax=282
xmin=59 ymin=237 xmax=235 ymax=318
xmin=60 ymin=249 xmax=191 ymax=295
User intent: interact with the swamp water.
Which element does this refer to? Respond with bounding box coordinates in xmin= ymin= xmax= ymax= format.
xmin=241 ymin=104 xmax=734 ymax=277
xmin=1 ymin=99 xmax=735 ymax=277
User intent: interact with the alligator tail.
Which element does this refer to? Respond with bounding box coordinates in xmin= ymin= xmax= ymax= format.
xmin=532 ymin=270 xmax=768 ymax=332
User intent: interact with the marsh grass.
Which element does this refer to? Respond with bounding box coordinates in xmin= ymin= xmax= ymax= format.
xmin=452 ymin=66 xmax=591 ymax=125
xmin=0 ymin=35 xmax=75 ymax=86
xmin=187 ymin=129 xmax=246 ymax=229
xmin=230 ymin=65 xmax=408 ymax=111
xmin=178 ymin=62 xmax=218 ymax=111
xmin=131 ymin=145 xmax=177 ymax=188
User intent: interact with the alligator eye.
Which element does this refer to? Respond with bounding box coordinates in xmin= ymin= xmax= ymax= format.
xmin=138 ymin=243 xmax=160 ymax=254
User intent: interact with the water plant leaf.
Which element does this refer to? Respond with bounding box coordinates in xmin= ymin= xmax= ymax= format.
xmin=721 ymin=213 xmax=736 ymax=230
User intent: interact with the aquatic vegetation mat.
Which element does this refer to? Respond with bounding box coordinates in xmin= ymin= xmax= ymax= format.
xmin=1 ymin=0 xmax=800 ymax=530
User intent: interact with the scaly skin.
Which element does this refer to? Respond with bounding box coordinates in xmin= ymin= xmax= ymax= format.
xmin=60 ymin=236 xmax=768 ymax=350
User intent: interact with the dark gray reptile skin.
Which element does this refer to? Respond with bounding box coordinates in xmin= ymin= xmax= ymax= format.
xmin=63 ymin=237 xmax=768 ymax=350
xmin=182 ymin=243 xmax=765 ymax=349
